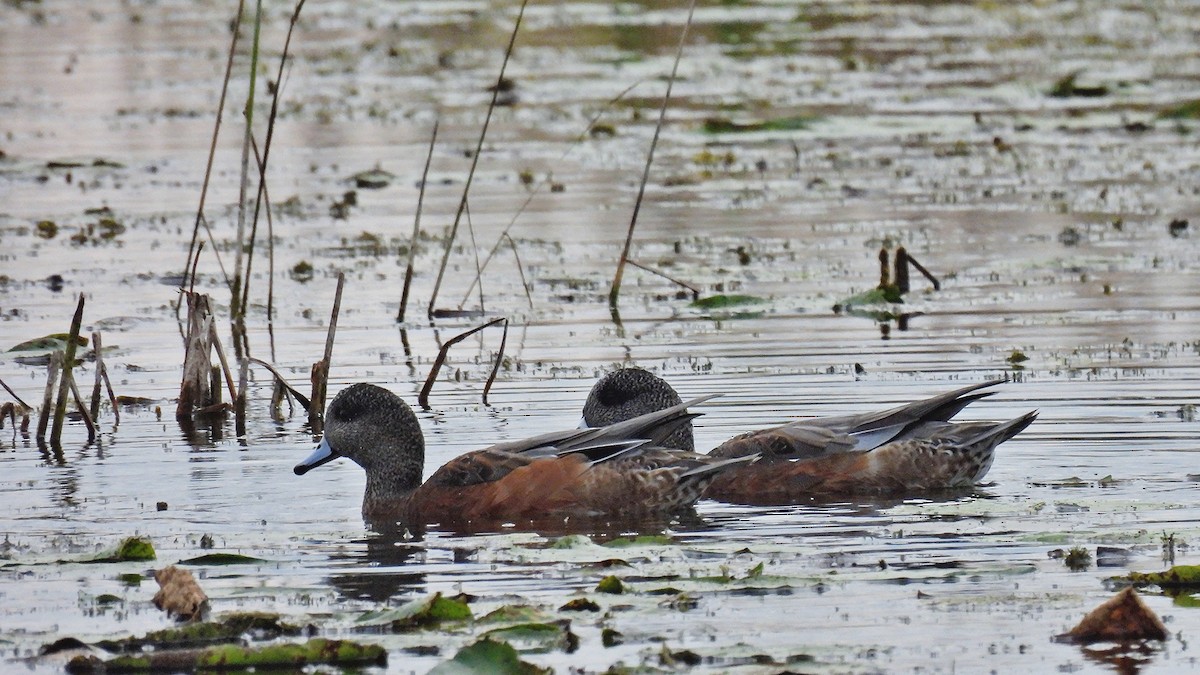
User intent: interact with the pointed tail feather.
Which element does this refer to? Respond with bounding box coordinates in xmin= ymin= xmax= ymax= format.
xmin=961 ymin=410 xmax=1038 ymax=448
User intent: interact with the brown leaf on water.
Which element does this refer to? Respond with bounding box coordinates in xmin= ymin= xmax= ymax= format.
xmin=152 ymin=565 xmax=208 ymax=621
xmin=1059 ymin=588 xmax=1167 ymax=644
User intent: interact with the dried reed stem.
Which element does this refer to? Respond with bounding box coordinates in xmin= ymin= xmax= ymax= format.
xmin=481 ymin=319 xmax=509 ymax=406
xmin=89 ymin=331 xmax=104 ymax=419
xmin=37 ymin=351 xmax=63 ymax=441
xmin=399 ymin=119 xmax=439 ymax=323
xmin=68 ymin=374 xmax=96 ymax=445
xmin=230 ymin=0 xmax=265 ymax=348
xmin=428 ymin=0 xmax=529 ymax=317
xmin=625 ymin=259 xmax=700 ymax=299
xmin=50 ymin=295 xmax=86 ymax=447
xmin=460 ymin=79 xmax=645 ymax=306
xmin=894 ymin=247 xmax=910 ymax=294
xmin=504 ymin=234 xmax=534 ymax=309
xmin=208 ymin=322 xmax=239 ymax=404
xmin=179 ymin=0 xmax=244 ymax=308
xmin=418 ymin=317 xmax=505 ymax=410
xmin=904 ymin=251 xmax=941 ymax=291
xmin=310 ymin=272 xmax=345 ymax=428
xmin=249 ymin=357 xmax=312 ymax=408
xmin=609 ymin=0 xmax=697 ymax=311
xmin=178 ymin=292 xmax=215 ymax=418
xmin=0 ymin=376 xmax=31 ymax=411
xmin=244 ymin=0 xmax=307 ymax=330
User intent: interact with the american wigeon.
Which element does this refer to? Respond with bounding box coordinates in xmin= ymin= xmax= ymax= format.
xmin=295 ymin=383 xmax=752 ymax=525
xmin=582 ymin=369 xmax=1037 ymax=504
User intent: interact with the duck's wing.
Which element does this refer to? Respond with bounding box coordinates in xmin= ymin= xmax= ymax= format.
xmin=709 ymin=380 xmax=1008 ymax=461
xmin=508 ymin=394 xmax=715 ymax=458
xmin=426 ymin=395 xmax=718 ymax=490
xmin=802 ymin=379 xmax=1006 ymax=436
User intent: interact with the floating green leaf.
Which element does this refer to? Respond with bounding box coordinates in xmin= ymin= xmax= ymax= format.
xmin=558 ymin=598 xmax=600 ymax=612
xmin=83 ymin=537 xmax=155 ymax=564
xmin=68 ymin=638 xmax=386 ymax=674
xmin=690 ymin=295 xmax=766 ymax=310
xmin=703 ymin=115 xmax=818 ymax=134
xmin=596 ymin=575 xmax=625 ymax=594
xmin=1048 ymin=71 xmax=1108 ymax=98
xmin=428 ymin=638 xmax=550 ymax=675
xmin=9 ymin=334 xmax=89 ymax=352
xmin=358 ymin=592 xmax=472 ymax=631
xmin=1160 ymin=100 xmax=1200 ymax=120
xmin=838 ymin=286 xmax=903 ymax=307
xmin=177 ymin=553 xmax=266 ymax=565
xmin=1122 ymin=565 xmax=1200 ymax=589
xmin=95 ymin=612 xmax=302 ymax=652
xmin=352 ymin=167 xmax=395 ymax=189
xmin=481 ymin=622 xmax=577 ymax=654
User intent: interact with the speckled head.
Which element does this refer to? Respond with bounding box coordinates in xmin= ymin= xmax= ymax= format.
xmin=582 ymin=368 xmax=693 ymax=451
xmin=294 ymin=383 xmax=425 ymax=506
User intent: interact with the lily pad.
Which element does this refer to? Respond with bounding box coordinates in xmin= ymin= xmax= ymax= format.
xmin=83 ymin=537 xmax=155 ymax=564
xmin=428 ymin=638 xmax=550 ymax=675
xmin=1160 ymin=100 xmax=1200 ymax=120
xmin=1120 ymin=565 xmax=1200 ymax=589
xmin=177 ymin=553 xmax=266 ymax=565
xmin=9 ymin=334 xmax=88 ymax=352
xmin=352 ymin=167 xmax=395 ymax=189
xmin=480 ymin=621 xmax=578 ymax=654
xmin=357 ymin=592 xmax=472 ymax=631
xmin=838 ymin=286 xmax=903 ymax=307
xmin=68 ymin=638 xmax=385 ymax=674
xmin=690 ymin=294 xmax=766 ymax=310
xmin=702 ymin=115 xmax=818 ymax=134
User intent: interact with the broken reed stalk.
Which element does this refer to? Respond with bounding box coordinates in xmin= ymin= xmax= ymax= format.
xmin=89 ymin=331 xmax=105 ymax=419
xmin=208 ymin=322 xmax=239 ymax=404
xmin=230 ymin=0 xmax=265 ymax=352
xmin=460 ymin=79 xmax=646 ymax=306
xmin=87 ymin=326 xmax=119 ymax=420
xmin=67 ymin=375 xmax=96 ymax=445
xmin=481 ymin=319 xmax=509 ymax=406
xmin=398 ymin=119 xmax=439 ymax=323
xmin=504 ymin=234 xmax=534 ymax=309
xmin=427 ymin=0 xmax=529 ymax=318
xmin=1 ymin=403 xmax=20 ymax=437
xmin=177 ymin=292 xmax=215 ymax=418
xmin=309 ymin=272 xmax=345 ymax=428
xmin=248 ymin=357 xmax=312 ymax=408
xmin=463 ymin=200 xmax=486 ymax=312
xmin=903 ymin=249 xmax=941 ymax=291
xmin=894 ymin=247 xmax=910 ymax=294
xmin=0 ymin=376 xmax=31 ymax=411
xmin=418 ymin=317 xmax=506 ymax=410
xmin=608 ymin=0 xmax=697 ymax=311
xmin=37 ymin=351 xmax=63 ymax=441
xmin=178 ymin=0 xmax=245 ymax=312
xmin=244 ymin=0 xmax=308 ymax=332
xmin=50 ymin=295 xmax=86 ymax=447
xmin=625 ymin=259 xmax=700 ymax=300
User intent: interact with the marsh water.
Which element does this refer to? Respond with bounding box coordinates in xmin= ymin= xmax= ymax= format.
xmin=3 ymin=0 xmax=1200 ymax=672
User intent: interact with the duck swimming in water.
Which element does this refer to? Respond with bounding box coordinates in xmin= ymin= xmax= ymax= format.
xmin=582 ymin=369 xmax=1037 ymax=504
xmin=295 ymin=382 xmax=754 ymax=526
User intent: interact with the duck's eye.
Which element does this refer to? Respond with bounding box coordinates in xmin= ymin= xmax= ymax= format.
xmin=329 ymin=401 xmax=356 ymax=423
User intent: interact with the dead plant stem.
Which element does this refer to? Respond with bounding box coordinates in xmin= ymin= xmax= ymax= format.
xmin=608 ymin=0 xmax=697 ymax=311
xmin=428 ymin=0 xmax=528 ymax=317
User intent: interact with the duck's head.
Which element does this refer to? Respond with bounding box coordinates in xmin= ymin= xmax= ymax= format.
xmin=582 ymin=368 xmax=693 ymax=451
xmin=294 ymin=383 xmax=425 ymax=493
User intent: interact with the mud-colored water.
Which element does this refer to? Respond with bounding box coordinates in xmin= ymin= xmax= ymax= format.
xmin=3 ymin=0 xmax=1200 ymax=673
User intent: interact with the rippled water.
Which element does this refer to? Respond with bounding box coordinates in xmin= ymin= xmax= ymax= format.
xmin=3 ymin=0 xmax=1200 ymax=672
